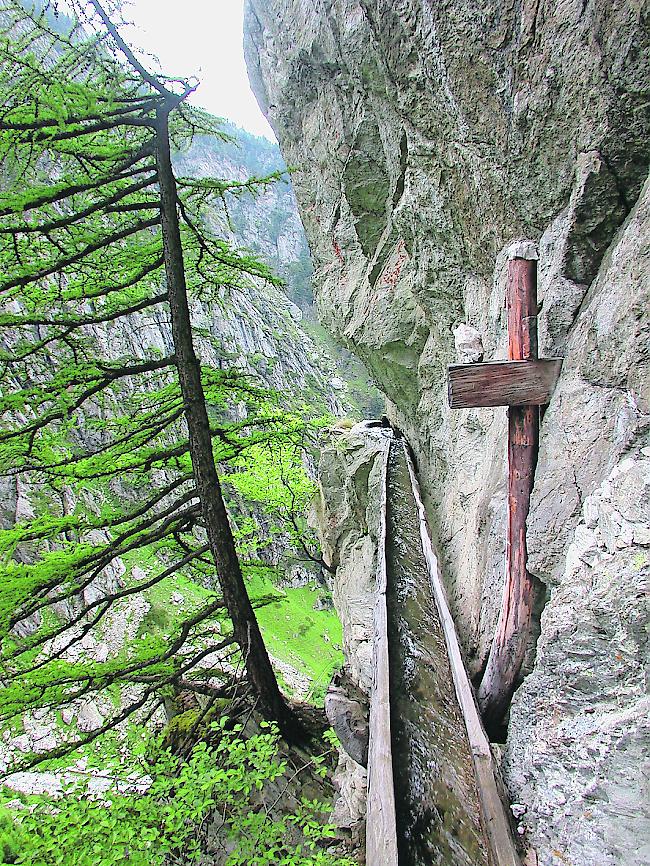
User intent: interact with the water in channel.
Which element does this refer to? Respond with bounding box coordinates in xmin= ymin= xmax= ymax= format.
xmin=385 ymin=442 xmax=490 ymax=866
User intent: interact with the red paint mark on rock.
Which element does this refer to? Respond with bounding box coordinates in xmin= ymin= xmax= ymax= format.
xmin=379 ymin=239 xmax=408 ymax=288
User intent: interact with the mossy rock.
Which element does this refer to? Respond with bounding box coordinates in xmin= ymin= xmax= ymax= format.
xmin=162 ymin=699 xmax=231 ymax=752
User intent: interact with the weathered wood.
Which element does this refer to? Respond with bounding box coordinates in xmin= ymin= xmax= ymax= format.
xmin=366 ymin=444 xmax=399 ymax=866
xmin=386 ymin=445 xmax=490 ymax=864
xmin=506 ymin=258 xmax=537 ymax=361
xmin=478 ymin=256 xmax=541 ymax=732
xmin=404 ymin=445 xmax=521 ymax=866
xmin=448 ymin=359 xmax=562 ymax=408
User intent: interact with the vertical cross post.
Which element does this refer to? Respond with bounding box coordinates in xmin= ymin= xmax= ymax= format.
xmin=477 ymin=257 xmax=540 ymax=732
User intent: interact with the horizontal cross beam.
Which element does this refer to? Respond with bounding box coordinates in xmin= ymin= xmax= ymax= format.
xmin=447 ymin=358 xmax=562 ymax=409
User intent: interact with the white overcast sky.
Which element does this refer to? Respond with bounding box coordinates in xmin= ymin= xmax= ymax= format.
xmin=120 ymin=0 xmax=275 ymax=139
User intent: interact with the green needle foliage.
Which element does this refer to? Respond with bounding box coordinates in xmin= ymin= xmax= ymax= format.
xmin=0 ymin=0 xmax=331 ymax=769
xmin=227 ymin=435 xmax=332 ymax=572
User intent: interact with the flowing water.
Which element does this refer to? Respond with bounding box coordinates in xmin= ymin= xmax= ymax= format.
xmin=385 ymin=442 xmax=490 ymax=866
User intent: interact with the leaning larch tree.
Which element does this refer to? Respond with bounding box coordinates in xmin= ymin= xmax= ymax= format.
xmin=0 ymin=0 xmax=301 ymax=748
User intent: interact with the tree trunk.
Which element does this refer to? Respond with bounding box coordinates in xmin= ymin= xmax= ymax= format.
xmin=477 ymin=257 xmax=540 ymax=736
xmin=154 ymin=105 xmax=297 ymax=736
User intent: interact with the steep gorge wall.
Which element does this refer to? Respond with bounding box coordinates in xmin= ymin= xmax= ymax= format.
xmin=244 ymin=3 xmax=649 ymax=864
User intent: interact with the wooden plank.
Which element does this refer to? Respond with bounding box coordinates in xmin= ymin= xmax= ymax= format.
xmin=387 ymin=447 xmax=491 ymax=863
xmin=366 ymin=444 xmax=399 ymax=866
xmin=507 ymin=257 xmax=537 ymax=361
xmin=448 ymin=359 xmax=562 ymax=408
xmin=478 ymin=256 xmax=542 ymax=733
xmin=403 ymin=443 xmax=521 ymax=866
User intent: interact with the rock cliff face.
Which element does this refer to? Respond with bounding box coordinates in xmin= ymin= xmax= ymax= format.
xmin=173 ymin=125 xmax=315 ymax=313
xmin=244 ymin=3 xmax=649 ymax=864
xmin=173 ymin=127 xmax=348 ymax=409
xmin=315 ymin=426 xmax=387 ymax=846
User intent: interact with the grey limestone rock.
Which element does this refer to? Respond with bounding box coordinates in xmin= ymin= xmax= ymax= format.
xmin=11 ymin=610 xmax=42 ymax=639
xmin=315 ymin=428 xmax=388 ymax=694
xmin=76 ymin=701 xmax=104 ymax=733
xmin=453 ymin=323 xmax=484 ymax=364
xmin=314 ymin=428 xmax=388 ymax=838
xmin=324 ymin=685 xmax=369 ymax=768
xmin=504 ymin=452 xmax=650 ymax=866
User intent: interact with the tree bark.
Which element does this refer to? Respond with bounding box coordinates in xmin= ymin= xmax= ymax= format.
xmin=477 ymin=257 xmax=540 ymax=735
xmin=154 ymin=105 xmax=297 ymax=736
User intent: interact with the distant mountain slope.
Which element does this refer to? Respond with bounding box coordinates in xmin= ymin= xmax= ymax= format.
xmin=174 ymin=123 xmax=383 ymax=416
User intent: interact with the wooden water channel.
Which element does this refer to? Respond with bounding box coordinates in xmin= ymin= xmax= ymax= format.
xmin=366 ymin=438 xmax=520 ymax=866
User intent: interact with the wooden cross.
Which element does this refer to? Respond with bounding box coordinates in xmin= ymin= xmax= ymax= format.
xmin=447 ymin=253 xmax=562 ymax=733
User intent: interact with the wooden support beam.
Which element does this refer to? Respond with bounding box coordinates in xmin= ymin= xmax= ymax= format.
xmin=366 ymin=444 xmax=399 ymax=866
xmin=478 ymin=256 xmax=541 ymax=732
xmin=448 ymin=359 xmax=562 ymax=408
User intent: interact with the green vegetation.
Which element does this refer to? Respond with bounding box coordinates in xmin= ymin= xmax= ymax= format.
xmin=0 ymin=722 xmax=354 ymax=866
xmin=256 ymin=586 xmax=343 ymax=702
xmin=133 ymin=557 xmax=342 ymax=702
xmin=0 ymin=0 xmax=339 ymax=755
xmin=0 ymin=1 xmax=353 ymax=860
